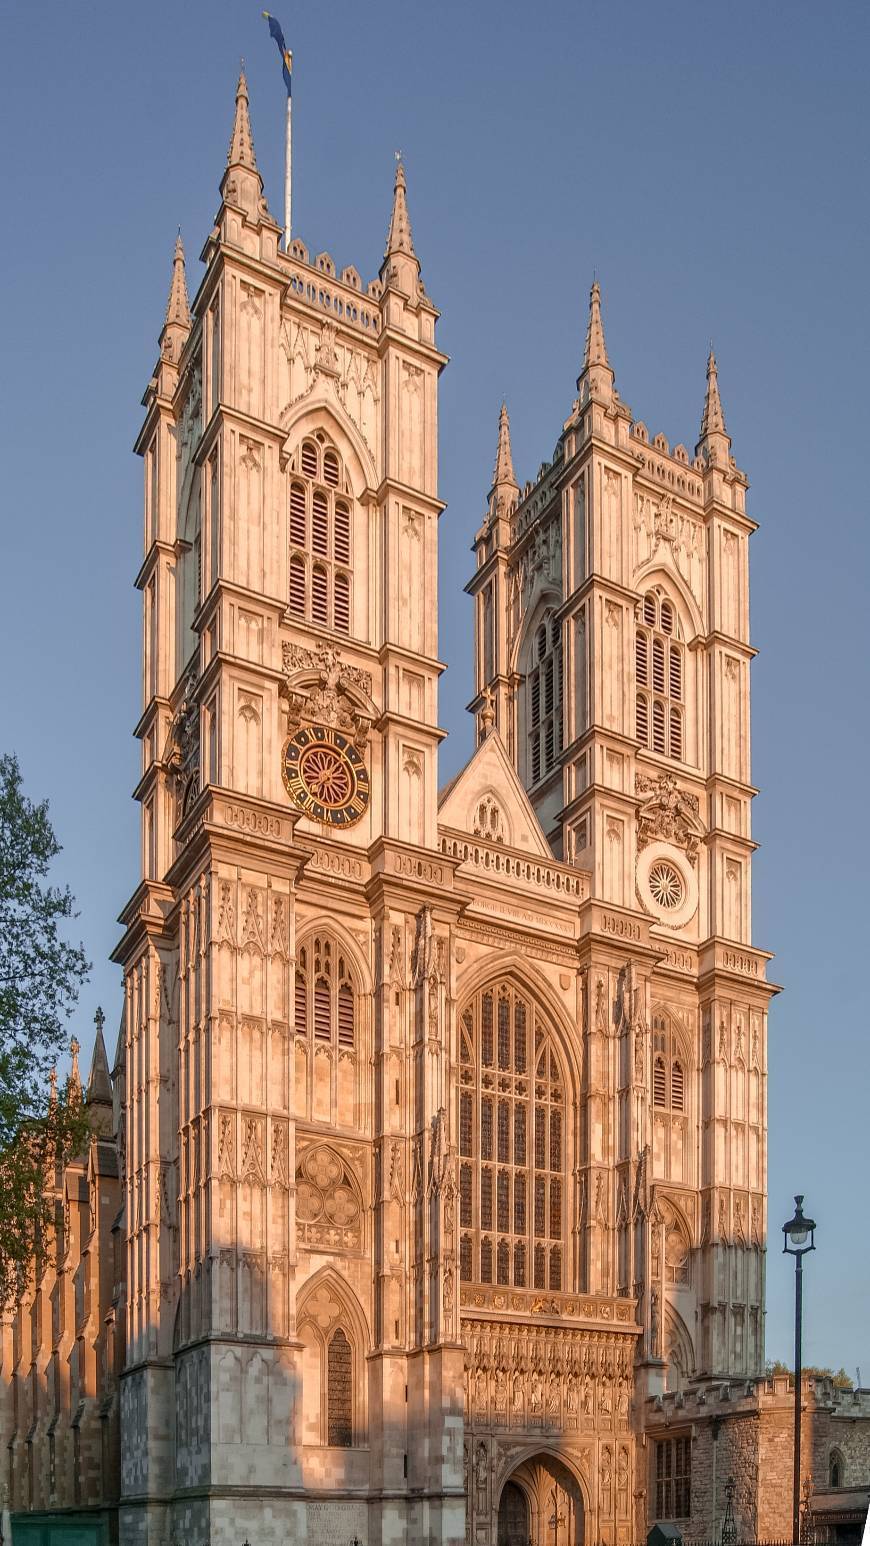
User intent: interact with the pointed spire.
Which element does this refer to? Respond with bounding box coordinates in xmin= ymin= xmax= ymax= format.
xmin=69 ymin=1036 xmax=82 ymax=1106
xmin=87 ymin=1007 xmax=113 ymax=1107
xmin=583 ymin=279 xmax=610 ymax=371
xmin=492 ymin=401 xmax=517 ymax=491
xmin=384 ymin=158 xmax=416 ymax=260
xmin=700 ymin=345 xmax=727 ymax=439
xmin=227 ymin=67 xmax=258 ymax=171
xmin=164 ymin=231 xmax=190 ymax=330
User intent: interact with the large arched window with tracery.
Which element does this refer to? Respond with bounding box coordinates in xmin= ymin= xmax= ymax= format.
xmin=458 ymin=981 xmax=565 ymax=1292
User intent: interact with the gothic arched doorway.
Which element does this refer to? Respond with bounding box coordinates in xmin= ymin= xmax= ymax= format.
xmin=497 ymin=1455 xmax=584 ymax=1546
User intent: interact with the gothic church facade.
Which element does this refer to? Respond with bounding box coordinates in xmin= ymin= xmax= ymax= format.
xmin=112 ymin=67 xmax=777 ymax=1546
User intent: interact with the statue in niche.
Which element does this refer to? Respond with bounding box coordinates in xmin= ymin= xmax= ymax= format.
xmin=650 ymin=1287 xmax=661 ymax=1357
xmin=475 ymin=1440 xmax=487 ymax=1492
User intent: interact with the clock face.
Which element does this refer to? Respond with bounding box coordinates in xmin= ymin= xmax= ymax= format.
xmin=281 ymin=725 xmax=370 ymax=827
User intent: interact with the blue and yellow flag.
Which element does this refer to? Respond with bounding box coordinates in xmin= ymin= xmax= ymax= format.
xmin=262 ymin=12 xmax=292 ymax=96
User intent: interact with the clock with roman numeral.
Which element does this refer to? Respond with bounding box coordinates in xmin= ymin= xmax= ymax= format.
xmin=281 ymin=725 xmax=370 ymax=827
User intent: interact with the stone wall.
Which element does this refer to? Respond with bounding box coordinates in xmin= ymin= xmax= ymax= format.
xmin=643 ymin=1376 xmax=870 ymax=1540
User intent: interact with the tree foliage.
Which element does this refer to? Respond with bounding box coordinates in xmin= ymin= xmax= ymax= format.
xmin=0 ymin=753 xmax=91 ymax=1301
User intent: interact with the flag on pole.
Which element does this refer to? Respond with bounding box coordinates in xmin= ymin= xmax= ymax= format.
xmin=262 ymin=12 xmax=293 ymax=95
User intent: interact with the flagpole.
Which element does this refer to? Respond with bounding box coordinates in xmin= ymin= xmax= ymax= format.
xmin=284 ymin=89 xmax=292 ymax=248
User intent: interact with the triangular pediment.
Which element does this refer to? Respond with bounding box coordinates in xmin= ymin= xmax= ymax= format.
xmin=438 ymin=730 xmax=552 ymax=858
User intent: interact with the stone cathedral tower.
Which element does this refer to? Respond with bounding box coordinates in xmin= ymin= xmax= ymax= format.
xmin=113 ymin=66 xmax=778 ymax=1546
xmin=468 ymin=282 xmax=778 ymax=1389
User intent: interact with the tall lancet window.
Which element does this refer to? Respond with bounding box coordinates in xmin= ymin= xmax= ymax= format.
xmin=294 ymin=935 xmax=358 ymax=1126
xmin=287 ymin=433 xmax=353 ymax=634
xmin=636 ymin=591 xmax=684 ymax=761
xmin=527 ymin=613 xmax=563 ymax=784
xmin=458 ymin=982 xmax=565 ymax=1293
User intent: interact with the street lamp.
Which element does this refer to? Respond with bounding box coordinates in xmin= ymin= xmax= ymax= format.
xmin=783 ymin=1195 xmax=816 ymax=1546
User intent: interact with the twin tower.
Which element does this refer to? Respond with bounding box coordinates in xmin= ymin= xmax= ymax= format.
xmin=115 ymin=66 xmax=776 ymax=1546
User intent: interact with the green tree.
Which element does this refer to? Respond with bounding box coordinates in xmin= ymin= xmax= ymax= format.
xmin=0 ymin=753 xmax=91 ymax=1301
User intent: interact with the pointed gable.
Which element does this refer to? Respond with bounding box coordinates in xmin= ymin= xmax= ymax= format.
xmin=438 ymin=730 xmax=552 ymax=858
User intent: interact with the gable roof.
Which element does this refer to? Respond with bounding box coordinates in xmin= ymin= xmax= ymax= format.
xmin=438 ymin=730 xmax=553 ymax=858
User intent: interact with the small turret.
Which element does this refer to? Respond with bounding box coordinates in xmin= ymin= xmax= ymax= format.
xmin=217 ymin=67 xmax=273 ymax=230
xmin=380 ymin=158 xmax=421 ymax=300
xmin=158 ymin=232 xmax=191 ymax=366
xmin=577 ymin=278 xmax=615 ymax=405
xmin=696 ymin=346 xmax=731 ymax=465
xmin=488 ymin=401 xmax=519 ymax=529
xmin=68 ymin=1036 xmax=82 ymax=1107
xmin=87 ymin=1007 xmax=114 ymax=1136
xmin=227 ymin=66 xmax=258 ymax=173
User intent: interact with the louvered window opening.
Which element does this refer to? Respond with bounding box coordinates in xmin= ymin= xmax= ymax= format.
xmin=652 ymin=1016 xmax=686 ymax=1114
xmin=294 ymin=936 xmax=356 ymax=1053
xmin=636 ymin=591 xmax=684 ymax=762
xmin=458 ymin=983 xmax=564 ymax=1293
xmin=287 ymin=436 xmax=352 ymax=634
xmin=528 ymin=613 xmax=563 ymax=786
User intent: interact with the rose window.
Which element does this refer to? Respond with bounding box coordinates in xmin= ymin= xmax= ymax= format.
xmin=648 ymin=861 xmax=684 ymax=910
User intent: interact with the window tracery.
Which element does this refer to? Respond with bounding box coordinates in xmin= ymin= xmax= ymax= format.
xmin=458 ymin=981 xmax=565 ymax=1292
xmin=288 ymin=433 xmax=352 ymax=634
xmin=636 ymin=591 xmax=684 ymax=760
xmin=294 ymin=1145 xmax=362 ymax=1252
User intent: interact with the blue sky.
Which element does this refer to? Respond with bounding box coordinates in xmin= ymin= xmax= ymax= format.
xmin=1 ymin=0 xmax=867 ymax=1373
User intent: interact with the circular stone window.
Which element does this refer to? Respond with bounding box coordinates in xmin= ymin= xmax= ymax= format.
xmin=636 ymin=840 xmax=698 ymax=929
xmin=648 ymin=860 xmax=684 ymax=910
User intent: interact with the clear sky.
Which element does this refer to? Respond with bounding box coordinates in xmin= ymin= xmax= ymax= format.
xmin=1 ymin=0 xmax=867 ymax=1374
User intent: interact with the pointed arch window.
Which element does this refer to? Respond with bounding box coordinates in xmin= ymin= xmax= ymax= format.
xmin=636 ymin=591 xmax=684 ymax=762
xmin=287 ymin=434 xmax=353 ymax=634
xmin=327 ymin=1328 xmax=353 ymax=1446
xmin=652 ymin=1015 xmax=687 ymax=1113
xmin=527 ymin=612 xmax=563 ymax=785
xmin=829 ymin=1449 xmax=844 ymax=1489
xmin=294 ymin=935 xmax=358 ymax=1125
xmin=457 ymin=981 xmax=565 ymax=1293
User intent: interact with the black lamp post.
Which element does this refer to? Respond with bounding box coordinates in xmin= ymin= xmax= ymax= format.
xmin=782 ymin=1195 xmax=816 ymax=1546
